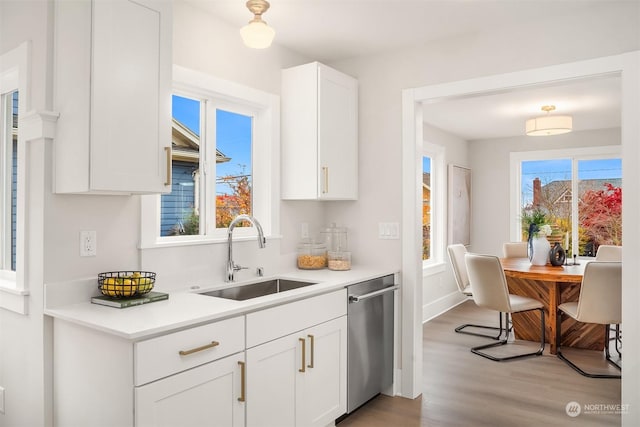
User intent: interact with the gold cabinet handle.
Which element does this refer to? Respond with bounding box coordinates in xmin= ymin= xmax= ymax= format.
xmin=237 ymin=361 xmax=246 ymax=402
xmin=299 ymin=337 xmax=306 ymax=373
xmin=178 ymin=341 xmax=219 ymax=356
xmin=164 ymin=146 xmax=172 ymax=186
xmin=322 ymin=167 xmax=329 ymax=194
xmin=307 ymin=334 xmax=314 ymax=369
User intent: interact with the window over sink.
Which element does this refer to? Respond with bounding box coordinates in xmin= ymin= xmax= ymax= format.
xmin=140 ymin=66 xmax=279 ymax=248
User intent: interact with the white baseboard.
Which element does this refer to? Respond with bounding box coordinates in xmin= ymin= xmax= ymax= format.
xmin=422 ymin=291 xmax=468 ymax=323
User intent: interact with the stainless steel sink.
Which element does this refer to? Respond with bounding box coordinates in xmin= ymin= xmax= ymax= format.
xmin=199 ymin=279 xmax=317 ymax=301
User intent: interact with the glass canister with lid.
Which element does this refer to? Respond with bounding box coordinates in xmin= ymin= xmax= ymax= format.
xmin=297 ymin=240 xmax=327 ymax=270
xmin=322 ymin=223 xmax=351 ymax=270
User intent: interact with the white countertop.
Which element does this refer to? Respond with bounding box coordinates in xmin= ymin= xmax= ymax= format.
xmin=44 ymin=268 xmax=397 ymax=341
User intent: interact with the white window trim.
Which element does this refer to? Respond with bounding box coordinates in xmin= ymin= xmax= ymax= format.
xmin=509 ymin=145 xmax=622 ymax=255
xmin=422 ymin=142 xmax=446 ymax=275
xmin=0 ymin=42 xmax=29 ymax=314
xmin=140 ymin=65 xmax=280 ymax=249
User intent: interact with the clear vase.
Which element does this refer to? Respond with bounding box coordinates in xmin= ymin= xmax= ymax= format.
xmin=529 ymin=236 xmax=551 ymax=266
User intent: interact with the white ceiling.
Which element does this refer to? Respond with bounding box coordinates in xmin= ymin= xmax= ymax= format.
xmin=182 ymin=0 xmax=626 ymax=140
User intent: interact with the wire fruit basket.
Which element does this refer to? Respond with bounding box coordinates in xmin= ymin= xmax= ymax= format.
xmin=98 ymin=271 xmax=156 ymax=298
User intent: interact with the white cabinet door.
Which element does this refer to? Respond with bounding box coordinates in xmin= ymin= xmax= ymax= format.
xmin=246 ymin=316 xmax=348 ymax=427
xmin=281 ymin=62 xmax=358 ymax=200
xmin=135 ymin=353 xmax=245 ymax=427
xmin=317 ymin=65 xmax=358 ymax=200
xmin=299 ymin=316 xmax=348 ymax=427
xmin=54 ymin=0 xmax=172 ymax=194
xmin=246 ymin=333 xmax=301 ymax=427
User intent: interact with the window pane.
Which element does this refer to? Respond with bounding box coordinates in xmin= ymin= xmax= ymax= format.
xmin=215 ymin=109 xmax=253 ymax=228
xmin=161 ymin=95 xmax=201 ymax=236
xmin=11 ymin=91 xmax=17 ymax=271
xmin=422 ymin=157 xmax=431 ymax=260
xmin=521 ymin=159 xmax=572 ymax=244
xmin=578 ymin=158 xmax=622 ymax=256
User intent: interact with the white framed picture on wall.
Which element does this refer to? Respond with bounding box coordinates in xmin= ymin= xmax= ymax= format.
xmin=448 ymin=164 xmax=471 ymax=246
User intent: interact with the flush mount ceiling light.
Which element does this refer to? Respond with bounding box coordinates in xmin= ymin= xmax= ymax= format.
xmin=525 ymin=105 xmax=573 ymax=136
xmin=240 ymin=0 xmax=275 ymax=49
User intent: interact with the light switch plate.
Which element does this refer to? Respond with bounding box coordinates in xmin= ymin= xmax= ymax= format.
xmin=0 ymin=385 xmax=5 ymax=414
xmin=378 ymin=222 xmax=400 ymax=239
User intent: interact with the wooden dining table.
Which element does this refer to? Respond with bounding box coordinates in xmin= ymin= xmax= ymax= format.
xmin=500 ymin=257 xmax=605 ymax=355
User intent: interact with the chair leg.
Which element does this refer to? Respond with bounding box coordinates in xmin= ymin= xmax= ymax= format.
xmin=470 ymin=309 xmax=545 ymax=362
xmin=455 ymin=311 xmax=507 ymax=340
xmin=556 ymin=313 xmax=621 ymax=379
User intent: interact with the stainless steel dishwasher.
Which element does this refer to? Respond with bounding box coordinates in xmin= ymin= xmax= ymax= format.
xmin=346 ymin=274 xmax=397 ymax=413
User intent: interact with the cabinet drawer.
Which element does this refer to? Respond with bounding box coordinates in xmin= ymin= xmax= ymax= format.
xmin=135 ymin=316 xmax=244 ymax=386
xmin=246 ymin=289 xmax=347 ymax=348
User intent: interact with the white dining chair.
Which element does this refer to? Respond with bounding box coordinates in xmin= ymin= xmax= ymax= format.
xmin=464 ymin=253 xmax=546 ymax=361
xmin=556 ymin=261 xmax=621 ymax=378
xmin=502 ymin=242 xmax=528 ymax=258
xmin=447 ymin=244 xmax=505 ymax=339
xmin=595 ymin=244 xmax=622 ymax=357
xmin=595 ymin=245 xmax=622 ymax=261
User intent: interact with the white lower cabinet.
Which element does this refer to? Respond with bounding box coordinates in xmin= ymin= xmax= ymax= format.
xmin=51 ymin=290 xmax=347 ymax=427
xmin=246 ymin=316 xmax=347 ymax=427
xmin=135 ymin=352 xmax=245 ymax=427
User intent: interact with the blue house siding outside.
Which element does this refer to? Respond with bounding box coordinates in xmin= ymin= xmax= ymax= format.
xmin=160 ymin=160 xmax=198 ymax=236
xmin=11 ymin=90 xmax=18 ymax=271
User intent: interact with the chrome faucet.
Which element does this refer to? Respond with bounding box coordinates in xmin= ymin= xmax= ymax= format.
xmin=226 ymin=214 xmax=266 ymax=282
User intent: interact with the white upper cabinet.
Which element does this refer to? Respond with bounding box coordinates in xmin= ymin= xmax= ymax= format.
xmin=281 ymin=62 xmax=358 ymax=200
xmin=53 ymin=0 xmax=172 ymax=194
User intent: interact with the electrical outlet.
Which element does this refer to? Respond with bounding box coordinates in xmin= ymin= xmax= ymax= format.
xmin=0 ymin=385 xmax=5 ymax=414
xmin=301 ymin=222 xmax=309 ymax=239
xmin=80 ymin=231 xmax=97 ymax=257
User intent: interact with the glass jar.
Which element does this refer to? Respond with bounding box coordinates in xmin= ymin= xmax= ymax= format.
xmin=297 ymin=242 xmax=327 ymax=270
xmin=328 ymin=251 xmax=351 ymax=271
xmin=322 ymin=223 xmax=349 ymax=253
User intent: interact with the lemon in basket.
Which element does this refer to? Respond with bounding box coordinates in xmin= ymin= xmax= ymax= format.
xmin=101 ymin=278 xmax=119 ymax=297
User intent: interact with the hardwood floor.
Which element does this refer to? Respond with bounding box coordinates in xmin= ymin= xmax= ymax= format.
xmin=338 ymin=300 xmax=621 ymax=427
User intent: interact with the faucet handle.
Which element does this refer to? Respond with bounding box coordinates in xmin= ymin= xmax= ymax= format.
xmin=233 ymin=263 xmax=248 ymax=273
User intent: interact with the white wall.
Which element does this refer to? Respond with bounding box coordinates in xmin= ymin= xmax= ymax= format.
xmin=469 ymin=127 xmax=621 ymax=257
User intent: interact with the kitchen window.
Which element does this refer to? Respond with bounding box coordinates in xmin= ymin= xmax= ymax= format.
xmin=510 ymin=146 xmax=622 ymax=257
xmin=0 ymin=90 xmax=18 ymax=272
xmin=0 ymin=42 xmax=29 ymax=314
xmin=141 ymin=66 xmax=279 ymax=247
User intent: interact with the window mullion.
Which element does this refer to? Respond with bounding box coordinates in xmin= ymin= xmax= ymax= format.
xmin=571 ymin=158 xmax=579 ymax=258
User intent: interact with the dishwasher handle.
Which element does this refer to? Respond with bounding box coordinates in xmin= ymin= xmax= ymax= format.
xmin=348 ymin=285 xmax=399 ymax=303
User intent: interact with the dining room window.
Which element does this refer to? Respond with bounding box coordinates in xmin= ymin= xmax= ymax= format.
xmin=512 ymin=147 xmax=622 ymax=257
xmin=422 ymin=142 xmax=445 ymax=269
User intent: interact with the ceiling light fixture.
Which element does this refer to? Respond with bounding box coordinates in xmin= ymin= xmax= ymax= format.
xmin=240 ymin=0 xmax=275 ymax=49
xmin=525 ymin=105 xmax=573 ymax=136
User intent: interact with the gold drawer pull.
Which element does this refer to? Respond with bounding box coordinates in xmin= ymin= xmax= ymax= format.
xmin=299 ymin=337 xmax=306 ymax=372
xmin=307 ymin=334 xmax=315 ymax=368
xmin=178 ymin=341 xmax=219 ymax=356
xmin=164 ymin=146 xmax=172 ymax=186
xmin=237 ymin=361 xmax=246 ymax=402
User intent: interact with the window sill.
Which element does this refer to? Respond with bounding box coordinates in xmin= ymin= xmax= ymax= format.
xmin=422 ymin=261 xmax=446 ymax=277
xmin=140 ymin=234 xmax=282 ymax=250
xmin=0 ymin=279 xmax=29 ymax=315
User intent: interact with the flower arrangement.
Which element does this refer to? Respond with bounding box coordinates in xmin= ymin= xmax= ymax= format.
xmin=533 ymin=224 xmax=552 ymax=237
xmin=523 ymin=209 xmax=552 ymax=239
